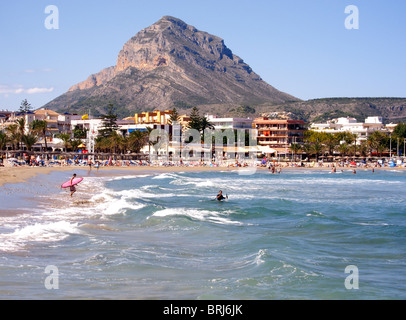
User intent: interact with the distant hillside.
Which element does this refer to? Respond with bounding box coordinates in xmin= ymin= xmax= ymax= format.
xmin=252 ymin=97 xmax=406 ymax=123
xmin=43 ymin=16 xmax=298 ymax=118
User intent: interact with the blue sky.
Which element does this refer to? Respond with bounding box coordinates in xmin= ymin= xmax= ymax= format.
xmin=0 ymin=0 xmax=405 ymax=111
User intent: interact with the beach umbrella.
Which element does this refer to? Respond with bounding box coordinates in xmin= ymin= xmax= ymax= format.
xmin=78 ymin=144 xmax=86 ymax=148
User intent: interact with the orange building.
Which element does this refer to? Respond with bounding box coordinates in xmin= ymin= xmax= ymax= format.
xmin=134 ymin=110 xmax=173 ymax=125
xmin=254 ymin=118 xmax=306 ymax=154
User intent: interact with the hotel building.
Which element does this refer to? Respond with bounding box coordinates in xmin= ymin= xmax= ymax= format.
xmin=253 ymin=118 xmax=306 ymax=155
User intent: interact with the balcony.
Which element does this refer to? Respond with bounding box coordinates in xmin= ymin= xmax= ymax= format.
xmin=257 ymin=134 xmax=288 ymax=138
xmin=258 ymin=140 xmax=288 ymax=145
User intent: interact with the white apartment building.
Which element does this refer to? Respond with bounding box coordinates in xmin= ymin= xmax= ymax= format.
xmin=311 ymin=116 xmax=386 ymax=143
xmin=206 ymin=115 xmax=253 ymax=130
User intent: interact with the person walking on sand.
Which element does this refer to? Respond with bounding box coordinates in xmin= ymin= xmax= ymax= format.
xmin=70 ymin=173 xmax=77 ymax=197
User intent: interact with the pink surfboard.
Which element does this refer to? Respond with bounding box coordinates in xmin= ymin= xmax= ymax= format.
xmin=61 ymin=177 xmax=83 ymax=188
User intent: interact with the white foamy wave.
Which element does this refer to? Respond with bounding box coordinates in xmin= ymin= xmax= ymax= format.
xmin=110 ymin=174 xmax=151 ymax=181
xmin=83 ymin=187 xmax=146 ymax=218
xmin=113 ymin=187 xmax=191 ymax=199
xmin=171 ymin=179 xmax=215 ymax=187
xmin=0 ymin=221 xmax=81 ymax=252
xmin=38 ymin=186 xmax=146 ymax=220
xmin=152 ymin=208 xmax=242 ymax=225
xmin=254 ymin=249 xmax=267 ymax=265
xmin=152 ymin=173 xmax=179 ymax=180
xmin=95 ymin=197 xmax=145 ymax=217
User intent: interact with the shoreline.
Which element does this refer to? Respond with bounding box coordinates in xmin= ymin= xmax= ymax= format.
xmin=1 ymin=164 xmax=405 ymax=187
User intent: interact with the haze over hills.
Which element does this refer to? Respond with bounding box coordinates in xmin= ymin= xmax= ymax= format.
xmin=43 ymin=16 xmax=406 ymax=123
xmin=43 ymin=16 xmax=298 ymax=117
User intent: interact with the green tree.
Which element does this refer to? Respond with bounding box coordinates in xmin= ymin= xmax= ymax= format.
xmin=368 ymin=131 xmax=388 ymax=157
xmin=302 ymin=143 xmax=313 ymax=160
xmin=358 ymin=140 xmax=370 ymax=157
xmin=337 ymin=143 xmax=350 ymax=157
xmin=168 ymin=107 xmax=180 ymax=125
xmin=393 ymin=123 xmax=406 ymax=139
xmin=56 ymin=133 xmax=71 ymax=152
xmin=98 ymin=104 xmax=119 ymax=138
xmin=200 ymin=116 xmax=214 ymax=133
xmin=18 ymin=99 xmax=32 ymax=114
xmin=290 ymin=143 xmax=302 ymax=161
xmin=73 ymin=125 xmax=87 ymax=139
xmin=128 ymin=130 xmax=149 ymax=154
xmin=187 ymin=107 xmax=202 ymax=132
xmin=0 ymin=132 xmax=8 ymax=150
xmin=5 ymin=124 xmax=19 ymax=150
xmin=31 ymin=119 xmax=49 ymax=151
xmin=322 ymin=133 xmax=340 ymax=156
xmin=70 ymin=139 xmax=82 ymax=152
xmin=21 ymin=132 xmax=38 ymax=151
xmin=15 ymin=117 xmax=26 ymax=150
xmin=304 ymin=130 xmax=325 ymax=160
xmin=109 ymin=131 xmax=124 ymax=154
xmin=312 ymin=139 xmax=324 ymax=161
xmin=186 ymin=107 xmax=214 ymax=142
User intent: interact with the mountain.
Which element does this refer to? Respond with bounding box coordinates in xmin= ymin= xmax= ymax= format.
xmin=43 ymin=16 xmax=299 ymax=117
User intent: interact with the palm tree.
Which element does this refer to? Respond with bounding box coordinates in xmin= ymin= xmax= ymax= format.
xmin=15 ymin=117 xmax=26 ymax=149
xmin=0 ymin=132 xmax=8 ymax=150
xmin=56 ymin=133 xmax=71 ymax=152
xmin=128 ymin=130 xmax=149 ymax=154
xmin=368 ymin=131 xmax=387 ymax=157
xmin=145 ymin=127 xmax=154 ymax=156
xmin=290 ymin=143 xmax=302 ymax=162
xmin=312 ymin=139 xmax=324 ymax=161
xmin=301 ymin=143 xmax=313 ymax=161
xmin=358 ymin=140 xmax=370 ymax=157
xmin=95 ymin=136 xmax=107 ymax=153
xmin=5 ymin=124 xmax=20 ymax=150
xmin=200 ymin=116 xmax=214 ymax=133
xmin=322 ymin=133 xmax=339 ymax=156
xmin=21 ymin=133 xmax=38 ymax=151
xmin=337 ymin=143 xmax=350 ymax=157
xmin=70 ymin=139 xmax=82 ymax=152
xmin=31 ymin=119 xmax=49 ymax=151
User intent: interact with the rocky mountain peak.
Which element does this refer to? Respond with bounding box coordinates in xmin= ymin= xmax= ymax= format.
xmin=46 ymin=16 xmax=299 ymax=117
xmin=116 ymin=16 xmax=232 ymax=73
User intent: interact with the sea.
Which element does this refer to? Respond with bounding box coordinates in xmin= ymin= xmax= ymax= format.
xmin=0 ymin=168 xmax=405 ymax=300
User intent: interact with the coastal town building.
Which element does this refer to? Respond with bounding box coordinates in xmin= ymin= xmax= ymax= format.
xmin=0 ymin=110 xmax=12 ymax=124
xmin=134 ymin=110 xmax=172 ymax=125
xmin=206 ymin=115 xmax=253 ymax=130
xmin=253 ymin=118 xmax=306 ymax=156
xmin=310 ymin=116 xmax=389 ymax=144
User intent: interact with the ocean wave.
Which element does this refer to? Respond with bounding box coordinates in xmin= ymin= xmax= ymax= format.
xmin=152 ymin=173 xmax=180 ymax=180
xmin=0 ymin=221 xmax=81 ymax=252
xmin=109 ymin=174 xmax=151 ymax=181
xmin=151 ymin=208 xmax=243 ymax=226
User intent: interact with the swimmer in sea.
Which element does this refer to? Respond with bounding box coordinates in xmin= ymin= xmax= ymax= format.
xmin=216 ymin=190 xmax=228 ymax=201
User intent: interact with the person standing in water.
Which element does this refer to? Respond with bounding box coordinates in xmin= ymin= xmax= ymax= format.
xmin=216 ymin=190 xmax=228 ymax=201
xmin=70 ymin=173 xmax=77 ymax=197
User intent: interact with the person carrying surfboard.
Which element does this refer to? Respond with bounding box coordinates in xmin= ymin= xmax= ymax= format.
xmin=70 ymin=173 xmax=77 ymax=197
